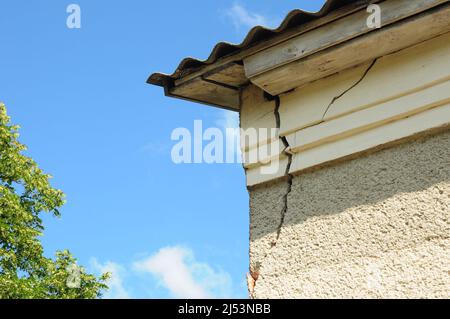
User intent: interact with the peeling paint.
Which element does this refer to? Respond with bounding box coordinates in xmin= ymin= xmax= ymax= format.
xmin=247 ymin=269 xmax=259 ymax=297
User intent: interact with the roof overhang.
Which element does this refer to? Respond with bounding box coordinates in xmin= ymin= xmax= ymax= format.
xmin=148 ymin=0 xmax=450 ymax=111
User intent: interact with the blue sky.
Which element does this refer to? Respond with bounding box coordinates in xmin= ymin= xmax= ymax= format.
xmin=0 ymin=0 xmax=325 ymax=298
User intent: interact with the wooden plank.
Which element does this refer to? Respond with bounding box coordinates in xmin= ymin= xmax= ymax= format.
xmin=249 ymin=3 xmax=450 ymax=95
xmin=279 ymin=63 xmax=372 ymax=135
xmin=169 ymin=77 xmax=240 ymax=110
xmin=286 ymin=80 xmax=450 ymax=153
xmin=289 ymin=103 xmax=450 ymax=174
xmin=245 ymin=0 xmax=449 ymax=79
xmin=278 ymin=31 xmax=450 ymax=136
xmin=203 ymin=63 xmax=248 ymax=88
xmin=240 ymin=85 xmax=278 ymax=152
xmin=246 ymin=156 xmax=289 ymax=187
xmin=324 ymin=32 xmax=450 ymax=120
xmin=243 ymin=139 xmax=285 ymax=169
xmin=174 ymin=0 xmax=377 ymax=87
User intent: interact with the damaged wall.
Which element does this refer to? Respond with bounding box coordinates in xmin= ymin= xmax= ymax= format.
xmin=243 ymin=32 xmax=450 ymax=187
xmin=249 ymin=130 xmax=450 ymax=298
xmin=242 ymin=32 xmax=450 ymax=298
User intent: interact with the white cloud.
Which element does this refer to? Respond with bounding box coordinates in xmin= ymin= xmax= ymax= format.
xmin=133 ymin=246 xmax=233 ymax=299
xmin=225 ymin=3 xmax=269 ymax=30
xmin=225 ymin=3 xmax=277 ymax=30
xmin=216 ymin=110 xmax=239 ymax=130
xmin=91 ymin=259 xmax=130 ymax=299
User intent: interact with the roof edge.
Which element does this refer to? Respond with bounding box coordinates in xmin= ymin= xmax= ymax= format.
xmin=148 ymin=0 xmax=360 ymax=87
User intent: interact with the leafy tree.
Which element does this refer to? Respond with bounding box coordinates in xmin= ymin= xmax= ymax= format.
xmin=0 ymin=102 xmax=109 ymax=299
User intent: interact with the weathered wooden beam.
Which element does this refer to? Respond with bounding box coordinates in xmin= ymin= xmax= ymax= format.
xmin=245 ymin=0 xmax=450 ymax=95
xmin=168 ymin=77 xmax=240 ymax=111
xmin=202 ymin=62 xmax=248 ymax=88
xmin=174 ymin=0 xmax=376 ymax=87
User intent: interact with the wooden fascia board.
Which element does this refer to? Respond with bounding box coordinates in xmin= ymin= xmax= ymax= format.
xmin=164 ymin=1 xmax=375 ymax=111
xmin=175 ymin=1 xmax=377 ymax=87
xmin=164 ymin=0 xmax=450 ymax=110
xmin=244 ymin=0 xmax=450 ymax=95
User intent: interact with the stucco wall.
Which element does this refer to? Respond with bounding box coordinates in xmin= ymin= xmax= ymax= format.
xmin=249 ymin=129 xmax=450 ymax=299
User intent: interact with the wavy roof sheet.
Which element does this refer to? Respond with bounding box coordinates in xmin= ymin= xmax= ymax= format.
xmin=148 ymin=0 xmax=357 ymax=87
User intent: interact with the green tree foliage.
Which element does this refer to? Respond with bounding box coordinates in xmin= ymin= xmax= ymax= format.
xmin=0 ymin=102 xmax=109 ymax=298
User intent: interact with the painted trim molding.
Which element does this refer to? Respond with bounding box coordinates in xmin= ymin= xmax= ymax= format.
xmin=245 ymin=0 xmax=450 ymax=96
xmin=242 ymin=32 xmax=450 ymax=187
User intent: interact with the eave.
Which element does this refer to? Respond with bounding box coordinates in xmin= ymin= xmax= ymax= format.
xmin=148 ymin=0 xmax=450 ymax=111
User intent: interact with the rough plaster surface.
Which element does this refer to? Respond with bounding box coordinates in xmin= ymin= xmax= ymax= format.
xmin=249 ymin=181 xmax=289 ymax=272
xmin=249 ymin=130 xmax=450 ymax=299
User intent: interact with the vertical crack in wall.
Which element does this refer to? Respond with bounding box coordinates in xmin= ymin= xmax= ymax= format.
xmin=249 ymin=59 xmax=379 ymax=297
xmin=249 ymin=95 xmax=294 ymax=298
xmin=321 ymin=59 xmax=378 ymax=120
xmin=273 ymin=96 xmax=294 ymax=244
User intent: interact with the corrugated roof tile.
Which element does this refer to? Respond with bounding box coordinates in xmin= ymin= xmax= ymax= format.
xmin=148 ymin=0 xmax=358 ymax=87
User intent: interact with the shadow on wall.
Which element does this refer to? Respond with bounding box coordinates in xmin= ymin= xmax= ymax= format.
xmin=250 ymin=127 xmax=450 ymax=241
